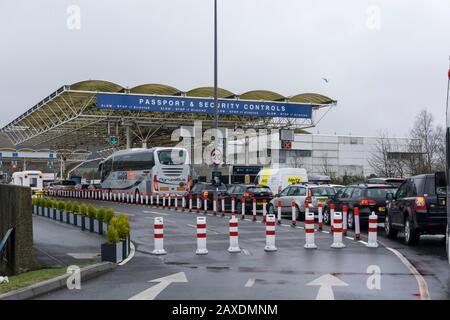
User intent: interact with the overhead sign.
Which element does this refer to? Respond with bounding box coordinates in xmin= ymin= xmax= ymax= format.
xmin=232 ymin=166 xmax=263 ymax=175
xmin=97 ymin=93 xmax=313 ymax=119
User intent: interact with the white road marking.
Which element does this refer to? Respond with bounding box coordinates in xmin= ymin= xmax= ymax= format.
xmin=118 ymin=241 xmax=135 ymax=266
xmin=144 ymin=210 xmax=170 ymax=216
xmin=66 ymin=253 xmax=99 ymax=259
xmin=295 ymin=226 xmax=305 ymax=229
xmin=384 ymin=246 xmax=430 ymax=300
xmin=307 ymin=274 xmax=349 ymax=300
xmin=345 ymin=236 xmax=354 ymax=241
xmin=245 ymin=278 xmax=256 ymax=287
xmin=242 ymin=249 xmax=251 ymax=256
xmin=128 ymin=272 xmax=188 ymax=300
xmin=358 ymin=240 xmax=368 ymax=245
xmin=321 ymin=231 xmax=330 ymax=234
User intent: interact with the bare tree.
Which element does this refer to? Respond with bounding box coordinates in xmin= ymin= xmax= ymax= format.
xmin=368 ymin=131 xmax=406 ymax=177
xmin=321 ymin=153 xmax=336 ymax=180
xmin=407 ymin=109 xmax=444 ymax=174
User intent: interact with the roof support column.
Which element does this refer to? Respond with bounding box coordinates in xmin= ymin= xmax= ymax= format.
xmin=126 ymin=126 xmax=131 ymax=149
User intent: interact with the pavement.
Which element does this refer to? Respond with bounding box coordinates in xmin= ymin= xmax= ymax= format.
xmin=33 ymin=215 xmax=103 ymax=268
xmin=32 ymin=198 xmax=450 ymax=300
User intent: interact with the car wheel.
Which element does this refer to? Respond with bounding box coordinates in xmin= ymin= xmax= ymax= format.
xmin=384 ymin=215 xmax=398 ymax=239
xmin=404 ymin=216 xmax=420 ymax=246
xmin=347 ymin=211 xmax=354 ymax=230
xmin=323 ymin=208 xmax=330 ymax=225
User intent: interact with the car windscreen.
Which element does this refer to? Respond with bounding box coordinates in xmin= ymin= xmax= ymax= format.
xmin=247 ymin=187 xmax=271 ymax=194
xmin=311 ymin=187 xmax=335 ymax=197
xmin=157 ymin=149 xmax=186 ymax=165
xmin=205 ymin=184 xmax=227 ymax=191
xmin=366 ymin=187 xmax=396 ymax=198
xmin=61 ymin=180 xmax=76 ymax=186
xmin=191 ymin=184 xmax=206 ymax=192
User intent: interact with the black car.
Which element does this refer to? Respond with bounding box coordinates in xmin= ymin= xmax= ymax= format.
xmin=323 ymin=184 xmax=397 ymax=228
xmin=385 ymin=173 xmax=447 ymax=245
xmin=223 ymin=184 xmax=274 ymax=213
xmin=187 ymin=182 xmax=228 ymax=210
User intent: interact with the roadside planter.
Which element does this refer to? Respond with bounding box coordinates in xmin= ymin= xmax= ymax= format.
xmin=44 ymin=206 xmax=49 ymax=218
xmin=68 ymin=212 xmax=75 ymax=225
xmin=32 ymin=205 xmax=37 ymax=215
xmin=62 ymin=211 xmax=69 ymax=223
xmin=77 ymin=215 xmax=83 ymax=227
xmin=38 ymin=206 xmax=43 ymax=216
xmin=101 ymin=242 xmax=123 ymax=263
xmin=51 ymin=207 xmax=57 ymax=220
xmin=121 ymin=237 xmax=131 ymax=260
xmin=102 ymin=221 xmax=108 ymax=235
xmin=93 ymin=219 xmax=100 ymax=233
xmin=55 ymin=209 xmax=61 ymax=221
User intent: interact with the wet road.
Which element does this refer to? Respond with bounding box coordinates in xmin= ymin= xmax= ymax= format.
xmin=35 ymin=197 xmax=450 ymax=300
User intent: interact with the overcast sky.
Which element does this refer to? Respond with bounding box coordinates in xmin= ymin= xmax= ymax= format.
xmin=0 ymin=0 xmax=449 ymax=138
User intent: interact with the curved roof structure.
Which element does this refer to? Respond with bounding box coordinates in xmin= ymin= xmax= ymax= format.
xmin=0 ymin=80 xmax=336 ymax=149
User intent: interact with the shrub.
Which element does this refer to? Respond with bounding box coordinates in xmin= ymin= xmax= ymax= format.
xmin=57 ymin=201 xmax=65 ymax=211
xmin=45 ymin=198 xmax=52 ymax=208
xmin=51 ymin=199 xmax=58 ymax=209
xmin=117 ymin=214 xmax=131 ymax=240
xmin=97 ymin=207 xmax=106 ymax=221
xmin=109 ymin=216 xmax=118 ymax=229
xmin=65 ymin=201 xmax=73 ymax=213
xmin=35 ymin=197 xmax=42 ymax=206
xmin=72 ymin=203 xmax=80 ymax=214
xmin=105 ymin=208 xmax=115 ymax=223
xmin=106 ymin=225 xmax=120 ymax=244
xmin=32 ymin=198 xmax=37 ymax=206
xmin=80 ymin=203 xmax=88 ymax=216
xmin=87 ymin=204 xmax=97 ymax=219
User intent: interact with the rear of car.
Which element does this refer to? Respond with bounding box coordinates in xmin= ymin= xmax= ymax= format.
xmin=53 ymin=180 xmax=76 ymax=191
xmin=308 ymin=186 xmax=336 ymax=213
xmin=242 ymin=185 xmax=274 ymax=210
xmin=358 ymin=185 xmax=396 ymax=221
xmin=188 ymin=183 xmax=228 ymax=209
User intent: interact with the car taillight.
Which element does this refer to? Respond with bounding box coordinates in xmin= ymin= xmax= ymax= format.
xmin=203 ymin=191 xmax=209 ymax=198
xmin=305 ymin=189 xmax=312 ymax=204
xmin=153 ymin=175 xmax=158 ymax=191
xmin=360 ymin=199 xmax=377 ymax=206
xmin=244 ymin=193 xmax=254 ymax=198
xmin=414 ymin=197 xmax=427 ymax=211
xmin=269 ymin=192 xmax=274 ymax=197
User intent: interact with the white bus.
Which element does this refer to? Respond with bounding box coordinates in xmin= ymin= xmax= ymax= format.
xmin=12 ymin=170 xmax=44 ymax=193
xmin=99 ymin=147 xmax=190 ymax=197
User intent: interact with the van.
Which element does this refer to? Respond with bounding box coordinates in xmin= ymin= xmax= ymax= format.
xmin=255 ymin=168 xmax=308 ymax=194
xmin=12 ymin=171 xmax=44 ymax=194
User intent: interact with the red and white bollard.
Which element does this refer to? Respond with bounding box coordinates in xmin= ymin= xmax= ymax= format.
xmin=174 ymin=195 xmax=178 ymax=210
xmin=189 ymin=195 xmax=193 ymax=212
xmin=227 ymin=217 xmax=241 ymax=253
xmin=262 ymin=200 xmax=267 ymax=223
xmin=212 ymin=195 xmax=217 ymax=215
xmin=150 ymin=192 xmax=153 ymax=206
xmin=162 ymin=194 xmax=166 ymax=208
xmin=168 ymin=194 xmax=172 ymax=209
xmin=318 ymin=203 xmax=323 ymax=230
xmin=291 ymin=201 xmax=297 ymax=227
xmin=221 ymin=196 xmax=225 ymax=217
xmin=354 ymin=207 xmax=361 ymax=240
xmin=367 ymin=212 xmax=379 ymax=248
xmin=277 ymin=200 xmax=282 ymax=225
xmin=331 ymin=211 xmax=345 ymax=248
xmin=231 ymin=197 xmax=236 ymax=217
xmin=204 ymin=195 xmax=208 ymax=214
xmin=342 ymin=205 xmax=348 ymax=236
xmin=264 ymin=214 xmax=277 ymax=252
xmin=126 ymin=192 xmax=130 ymax=204
xmin=196 ymin=195 xmax=200 ymax=214
xmin=196 ymin=216 xmax=208 ymax=255
xmin=145 ymin=192 xmax=149 ymax=206
xmin=182 ymin=195 xmax=186 ymax=212
xmin=155 ymin=193 xmax=159 ymax=208
xmin=241 ymin=197 xmax=245 ymax=220
xmin=252 ymin=198 xmax=257 ymax=222
xmin=152 ymin=217 xmax=167 ymax=255
xmin=140 ymin=193 xmax=144 ymax=205
xmin=304 ymin=206 xmax=317 ymax=249
xmin=330 ymin=203 xmax=335 ymax=231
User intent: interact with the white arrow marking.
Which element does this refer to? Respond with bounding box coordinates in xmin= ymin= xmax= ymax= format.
xmin=307 ymin=274 xmax=348 ymax=300
xmin=128 ymin=272 xmax=188 ymax=300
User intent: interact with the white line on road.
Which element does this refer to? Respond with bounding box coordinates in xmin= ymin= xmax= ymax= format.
xmin=242 ymin=249 xmax=251 ymax=256
xmin=245 ymin=278 xmax=256 ymax=287
xmin=345 ymin=236 xmax=354 ymax=241
xmin=384 ymin=246 xmax=430 ymax=300
xmin=358 ymin=240 xmax=368 ymax=245
xmin=144 ymin=211 xmax=170 ymax=216
xmin=321 ymin=230 xmax=330 ymax=234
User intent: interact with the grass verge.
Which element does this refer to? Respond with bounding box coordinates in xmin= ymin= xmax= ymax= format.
xmin=0 ymin=268 xmax=66 ymax=294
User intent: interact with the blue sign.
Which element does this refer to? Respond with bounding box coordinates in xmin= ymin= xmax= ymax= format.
xmin=49 ymin=153 xmax=54 ymax=158
xmin=12 ymin=152 xmax=18 ymax=157
xmin=0 ymin=152 xmax=2 ymax=157
xmin=96 ymin=93 xmax=312 ymax=119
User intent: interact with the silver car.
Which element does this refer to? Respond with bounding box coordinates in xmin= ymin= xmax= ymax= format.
xmin=268 ymin=184 xmax=336 ymax=220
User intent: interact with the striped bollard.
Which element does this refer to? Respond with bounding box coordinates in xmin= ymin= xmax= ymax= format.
xmin=113 ymin=191 xmax=117 ymax=202
xmin=174 ymin=195 xmax=178 ymax=210
xmin=252 ymin=198 xmax=257 ymax=221
xmin=196 ymin=195 xmax=200 ymax=214
xmin=150 ymin=192 xmax=154 ymax=207
xmin=168 ymin=194 xmax=171 ymax=209
xmin=291 ymin=201 xmax=297 ymax=227
xmin=212 ymin=195 xmax=217 ymax=215
xmin=241 ymin=197 xmax=245 ymax=220
xmin=151 ymin=217 xmax=167 ymax=255
xmin=231 ymin=197 xmax=235 ymax=217
xmin=156 ymin=193 xmax=159 ymax=208
xmin=262 ymin=200 xmax=267 ymax=223
xmin=342 ymin=205 xmax=348 ymax=236
xmin=221 ymin=196 xmax=225 ymax=217
xmin=330 ymin=203 xmax=335 ymax=231
xmin=126 ymin=192 xmax=130 ymax=204
xmin=304 ymin=206 xmax=317 ymax=249
xmin=366 ymin=212 xmax=379 ymax=248
xmin=277 ymin=200 xmax=282 ymax=225
xmin=264 ymin=214 xmax=277 ymax=252
xmin=203 ymin=195 xmax=208 ymax=214
xmin=145 ymin=192 xmax=149 ymax=206
xmin=189 ymin=195 xmax=193 ymax=212
xmin=141 ymin=193 xmax=144 ymax=205
xmin=196 ymin=217 xmax=208 ymax=255
xmin=318 ymin=203 xmax=323 ymax=230
xmin=227 ymin=217 xmax=241 ymax=253
xmin=354 ymin=207 xmax=361 ymax=240
xmin=162 ymin=194 xmax=166 ymax=208
xmin=182 ymin=195 xmax=186 ymax=211
xmin=131 ymin=192 xmax=135 ymax=205
xmin=331 ymin=211 xmax=345 ymax=248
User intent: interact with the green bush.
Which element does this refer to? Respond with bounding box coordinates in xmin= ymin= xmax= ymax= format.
xmin=105 ymin=208 xmax=115 ymax=223
xmin=116 ymin=214 xmax=131 ymax=240
xmin=106 ymin=225 xmax=120 ymax=244
xmin=57 ymin=201 xmax=65 ymax=211
xmin=109 ymin=216 xmax=118 ymax=229
xmin=97 ymin=207 xmax=106 ymax=221
xmin=51 ymin=199 xmax=58 ymax=209
xmin=32 ymin=198 xmax=37 ymax=206
xmin=45 ymin=198 xmax=52 ymax=208
xmin=87 ymin=204 xmax=97 ymax=219
xmin=65 ymin=201 xmax=73 ymax=213
xmin=80 ymin=203 xmax=88 ymax=216
xmin=72 ymin=203 xmax=80 ymax=214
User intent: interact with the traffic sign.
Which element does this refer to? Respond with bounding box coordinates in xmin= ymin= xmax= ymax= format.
xmin=282 ymin=140 xmax=292 ymax=149
xmin=110 ymin=136 xmax=119 ymax=145
xmin=210 ymin=147 xmax=223 ymax=165
xmin=47 ymin=161 xmax=54 ymax=169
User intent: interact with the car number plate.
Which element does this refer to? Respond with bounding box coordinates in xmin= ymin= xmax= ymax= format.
xmin=440 ymin=199 xmax=446 ymax=206
xmin=378 ymin=207 xmax=385 ymax=212
xmin=257 ymin=202 xmax=264 ymax=205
